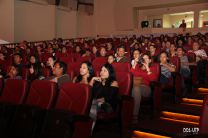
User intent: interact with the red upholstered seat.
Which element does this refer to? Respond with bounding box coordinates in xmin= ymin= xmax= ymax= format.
xmin=0 ymin=79 xmax=28 ymax=105
xmin=55 ymin=82 xmax=91 ymax=115
xmin=67 ymin=62 xmax=81 ymax=77
xmin=112 ymin=62 xmax=131 ymax=72
xmin=26 ymin=80 xmax=57 ymax=109
xmin=116 ymin=72 xmax=132 ymax=95
xmin=59 ymin=56 xmax=74 ymax=64
xmin=97 ymin=72 xmax=134 ymax=137
xmin=0 ymin=78 xmax=3 ymax=95
xmin=170 ymin=56 xmax=180 ymax=73
xmin=199 ymin=95 xmax=208 ymax=134
xmin=76 ymin=56 xmax=92 ymax=63
xmin=92 ymin=57 xmax=107 ymax=65
xmin=54 ymin=82 xmax=92 ymax=138
xmin=42 ymin=68 xmax=51 ymax=78
xmin=22 ymin=68 xmax=29 ymax=80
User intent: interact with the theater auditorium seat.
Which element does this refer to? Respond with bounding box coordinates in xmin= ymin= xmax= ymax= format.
xmin=96 ymin=72 xmax=134 ymax=138
xmin=0 ymin=79 xmax=28 ymax=105
xmin=38 ymin=82 xmax=92 ymax=138
xmin=67 ymin=62 xmax=81 ymax=77
xmin=8 ymin=80 xmax=57 ymax=138
xmin=112 ymin=62 xmax=131 ymax=72
xmin=60 ymin=56 xmax=74 ymax=64
xmin=0 ymin=79 xmax=28 ymax=137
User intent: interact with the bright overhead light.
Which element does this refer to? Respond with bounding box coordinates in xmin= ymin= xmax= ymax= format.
xmin=169 ymin=11 xmax=194 ymax=16
xmin=200 ymin=10 xmax=208 ymax=13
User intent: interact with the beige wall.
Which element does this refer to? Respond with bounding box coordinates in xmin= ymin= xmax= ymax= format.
xmin=14 ymin=0 xmax=56 ymax=42
xmin=0 ymin=0 xmax=14 ymax=42
xmin=94 ymin=0 xmax=116 ymax=35
xmin=56 ymin=8 xmax=77 ymax=39
xmin=77 ymin=11 xmax=94 ymax=37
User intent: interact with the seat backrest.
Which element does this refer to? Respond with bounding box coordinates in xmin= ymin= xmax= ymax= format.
xmin=26 ymin=80 xmax=57 ymax=109
xmin=152 ymin=63 xmax=161 ymax=81
xmin=55 ymin=82 xmax=91 ymax=115
xmin=170 ymin=56 xmax=180 ymax=72
xmin=67 ymin=62 xmax=81 ymax=77
xmin=112 ymin=62 xmax=131 ymax=72
xmin=76 ymin=56 xmax=92 ymax=63
xmin=22 ymin=68 xmax=29 ymax=80
xmin=43 ymin=68 xmax=51 ymax=78
xmin=186 ymin=52 xmax=196 ymax=62
xmin=92 ymin=57 xmax=107 ymax=65
xmin=116 ymin=72 xmax=132 ymax=95
xmin=60 ymin=56 xmax=74 ymax=64
xmin=0 ymin=79 xmax=28 ymax=105
xmin=199 ymin=95 xmax=208 ymax=134
xmin=0 ymin=78 xmax=4 ymax=95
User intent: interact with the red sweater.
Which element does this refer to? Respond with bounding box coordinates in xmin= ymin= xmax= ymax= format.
xmin=131 ymin=64 xmax=158 ymax=86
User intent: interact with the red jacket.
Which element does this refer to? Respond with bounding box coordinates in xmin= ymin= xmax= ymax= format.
xmin=131 ymin=64 xmax=158 ymax=86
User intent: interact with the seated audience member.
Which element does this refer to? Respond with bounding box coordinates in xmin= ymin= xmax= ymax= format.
xmin=176 ymin=47 xmax=190 ymax=78
xmin=131 ymin=54 xmax=158 ymax=123
xmin=73 ymin=61 xmax=94 ymax=84
xmin=99 ymin=47 xmax=107 ymax=57
xmin=48 ymin=61 xmax=71 ymax=88
xmin=5 ymin=65 xmax=22 ymax=80
xmin=60 ymin=46 xmax=69 ymax=57
xmin=169 ymin=44 xmax=177 ymax=57
xmin=107 ymin=55 xmax=116 ymax=64
xmin=28 ymin=63 xmax=45 ymax=81
xmin=74 ymin=45 xmax=82 ymax=55
xmin=106 ymin=43 xmax=114 ymax=55
xmin=92 ymin=46 xmax=99 ymax=58
xmin=189 ymin=42 xmax=208 ymax=84
xmin=26 ymin=55 xmax=40 ymax=67
xmin=165 ymin=41 xmax=171 ymax=53
xmin=148 ymin=45 xmax=158 ymax=62
xmin=0 ymin=52 xmax=6 ymax=61
xmin=159 ymin=51 xmax=176 ymax=84
xmin=81 ymin=49 xmax=91 ymax=57
xmin=45 ymin=56 xmax=56 ymax=75
xmin=13 ymin=53 xmax=24 ymax=75
xmin=89 ymin=63 xmax=119 ymax=128
xmin=116 ymin=46 xmax=130 ymax=62
xmin=131 ymin=49 xmax=141 ymax=66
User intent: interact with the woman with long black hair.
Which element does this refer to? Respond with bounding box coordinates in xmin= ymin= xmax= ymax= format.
xmin=73 ymin=61 xmax=94 ymax=85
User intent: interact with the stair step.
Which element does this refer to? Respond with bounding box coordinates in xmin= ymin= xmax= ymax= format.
xmin=162 ymin=103 xmax=202 ymax=116
xmin=133 ymin=131 xmax=171 ymax=138
xmin=136 ymin=118 xmax=199 ymax=137
xmin=197 ymin=88 xmax=208 ymax=93
xmin=184 ymin=93 xmax=205 ymax=100
xmin=161 ymin=111 xmax=200 ymax=124
xmin=181 ymin=98 xmax=203 ymax=105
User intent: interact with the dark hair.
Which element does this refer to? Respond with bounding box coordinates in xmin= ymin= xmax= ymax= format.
xmin=76 ymin=61 xmax=94 ymax=83
xmin=107 ymin=54 xmax=115 ymax=59
xmin=13 ymin=53 xmax=22 ymax=59
xmin=29 ymin=55 xmax=40 ymax=64
xmin=176 ymin=46 xmax=186 ymax=52
xmin=101 ymin=63 xmax=116 ymax=87
xmin=138 ymin=53 xmax=152 ymax=67
xmin=118 ymin=46 xmax=125 ymax=51
xmin=54 ymin=61 xmax=67 ymax=74
xmin=28 ymin=63 xmax=43 ymax=81
xmin=48 ymin=56 xmax=56 ymax=61
xmin=159 ymin=51 xmax=169 ymax=63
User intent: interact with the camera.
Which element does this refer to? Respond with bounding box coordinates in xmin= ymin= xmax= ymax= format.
xmin=138 ymin=56 xmax=145 ymax=67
